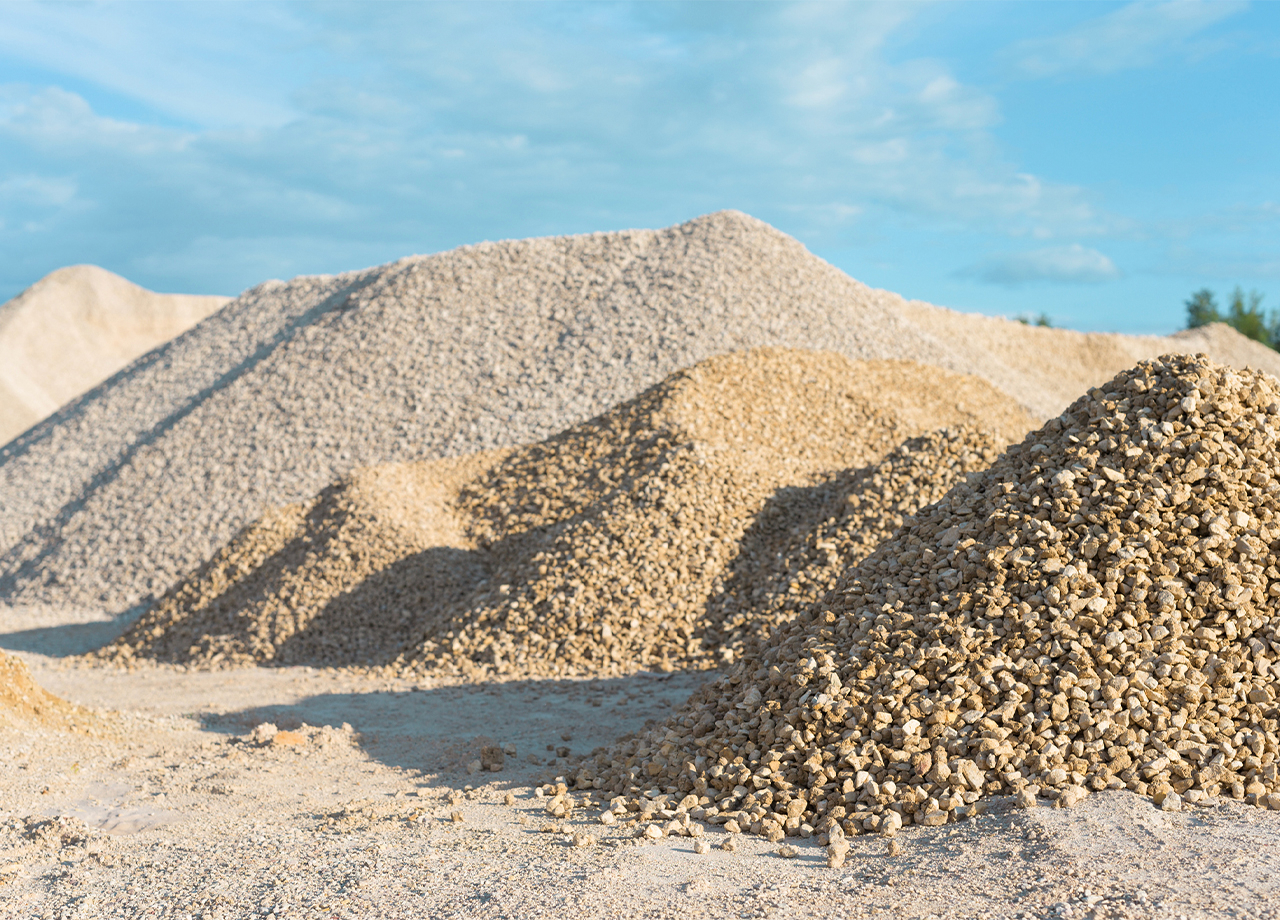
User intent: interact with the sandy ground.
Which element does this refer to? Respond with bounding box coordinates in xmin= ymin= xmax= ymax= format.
xmin=3 ymin=610 xmax=1280 ymax=920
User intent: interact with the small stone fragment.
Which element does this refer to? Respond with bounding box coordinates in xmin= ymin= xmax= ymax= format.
xmin=886 ymin=839 xmax=902 ymax=857
xmin=827 ymin=836 xmax=850 ymax=869
xmin=1056 ymin=785 xmax=1087 ymax=808
xmin=503 ymin=792 xmax=516 ymax=807
xmin=599 ymin=811 xmax=617 ymax=826
xmin=723 ymin=819 xmax=741 ymax=834
xmin=720 ymin=837 xmax=737 ymax=852
xmin=1015 ymin=789 xmax=1037 ymax=809
xmin=643 ymin=824 xmax=664 ymax=840
xmin=573 ymin=832 xmax=597 ymax=848
xmin=777 ymin=844 xmax=799 ymax=859
xmin=466 ymin=760 xmax=481 ymax=776
xmin=693 ymin=839 xmax=711 ymax=855
xmin=1161 ymin=792 xmax=1183 ymax=812
xmin=450 ymin=811 xmax=464 ymax=824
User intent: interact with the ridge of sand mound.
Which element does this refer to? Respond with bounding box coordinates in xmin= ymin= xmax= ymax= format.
xmin=3 ymin=211 xmax=1278 ymax=614
xmin=99 ymin=349 xmax=1036 ymax=677
xmin=0 ymin=650 xmax=83 ymax=730
xmin=587 ymin=354 xmax=1280 ymax=843
xmin=0 ymin=265 xmax=228 ymax=445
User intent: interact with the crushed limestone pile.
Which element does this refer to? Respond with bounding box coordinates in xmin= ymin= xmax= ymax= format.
xmin=586 ymin=354 xmax=1280 ymax=842
xmin=702 ymin=427 xmax=1000 ymax=664
xmin=4 ymin=211 xmax=1280 ymax=615
xmin=99 ymin=349 xmax=1035 ymax=677
xmin=0 ymin=650 xmax=82 ymax=730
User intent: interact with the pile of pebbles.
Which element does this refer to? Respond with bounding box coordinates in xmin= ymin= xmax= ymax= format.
xmin=586 ymin=355 xmax=1280 ymax=842
xmin=6 ymin=209 xmax=1278 ymax=617
xmin=99 ymin=349 xmax=1034 ymax=678
xmin=702 ymin=427 xmax=1000 ymax=664
xmin=0 ymin=211 xmax=958 ymax=613
xmin=0 ymin=651 xmax=80 ymax=729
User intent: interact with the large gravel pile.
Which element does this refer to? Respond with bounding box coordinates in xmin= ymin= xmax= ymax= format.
xmin=702 ymin=427 xmax=1000 ymax=665
xmin=4 ymin=211 xmax=1279 ymax=614
xmin=99 ymin=349 xmax=1035 ymax=677
xmin=586 ymin=355 xmax=1280 ymax=844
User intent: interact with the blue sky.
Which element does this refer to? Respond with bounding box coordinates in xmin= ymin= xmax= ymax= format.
xmin=1 ymin=1 xmax=1277 ymax=335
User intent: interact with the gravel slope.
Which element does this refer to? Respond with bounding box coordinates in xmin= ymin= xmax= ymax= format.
xmin=2 ymin=211 xmax=1278 ymax=615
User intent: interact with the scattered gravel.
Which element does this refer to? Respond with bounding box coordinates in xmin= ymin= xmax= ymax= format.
xmin=4 ymin=211 xmax=1278 ymax=615
xmin=96 ymin=348 xmax=1034 ymax=678
xmin=589 ymin=355 xmax=1280 ymax=837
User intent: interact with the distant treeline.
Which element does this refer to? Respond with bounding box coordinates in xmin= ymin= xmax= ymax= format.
xmin=1186 ymin=287 xmax=1275 ymax=349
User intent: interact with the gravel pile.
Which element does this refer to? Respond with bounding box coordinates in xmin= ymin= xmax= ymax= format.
xmin=99 ymin=349 xmax=1035 ymax=677
xmin=702 ymin=427 xmax=1000 ymax=665
xmin=4 ymin=210 xmax=1279 ymax=615
xmin=586 ymin=354 xmax=1280 ymax=841
xmin=0 ymin=651 xmax=80 ymax=729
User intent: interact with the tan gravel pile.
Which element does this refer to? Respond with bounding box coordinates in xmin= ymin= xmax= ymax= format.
xmin=588 ymin=354 xmax=1280 ymax=840
xmin=0 ymin=265 xmax=227 ymax=445
xmin=702 ymin=427 xmax=1001 ymax=665
xmin=100 ymin=348 xmax=1035 ymax=677
xmin=0 ymin=650 xmax=81 ymax=730
xmin=5 ymin=211 xmax=1280 ymax=617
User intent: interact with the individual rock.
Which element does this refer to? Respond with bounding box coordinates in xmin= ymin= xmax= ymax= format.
xmin=693 ymin=839 xmax=711 ymax=855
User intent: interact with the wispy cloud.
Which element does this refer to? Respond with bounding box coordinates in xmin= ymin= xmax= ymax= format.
xmin=1008 ymin=1 xmax=1245 ymax=78
xmin=960 ymin=244 xmax=1122 ymax=285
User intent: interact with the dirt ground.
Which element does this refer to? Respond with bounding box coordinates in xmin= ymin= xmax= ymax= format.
xmin=3 ymin=608 xmax=1280 ymax=920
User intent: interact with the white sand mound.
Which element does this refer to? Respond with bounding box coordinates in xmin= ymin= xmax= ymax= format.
xmin=0 ymin=265 xmax=228 ymax=444
xmin=1 ymin=212 xmax=1278 ymax=614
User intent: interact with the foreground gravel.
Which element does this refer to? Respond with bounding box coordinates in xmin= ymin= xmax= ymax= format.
xmin=1 ymin=651 xmax=1277 ymax=920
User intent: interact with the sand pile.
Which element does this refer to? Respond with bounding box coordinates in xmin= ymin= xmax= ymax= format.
xmin=100 ymin=349 xmax=1036 ymax=677
xmin=0 ymin=265 xmax=227 ymax=445
xmin=702 ymin=427 xmax=1000 ymax=664
xmin=4 ymin=212 xmax=1279 ymax=615
xmin=0 ymin=650 xmax=81 ymax=730
xmin=586 ymin=354 xmax=1280 ymax=843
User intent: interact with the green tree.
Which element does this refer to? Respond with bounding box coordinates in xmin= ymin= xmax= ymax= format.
xmin=1015 ymin=312 xmax=1052 ymax=327
xmin=1185 ymin=286 xmax=1274 ymax=348
xmin=1185 ymin=288 xmax=1220 ymax=328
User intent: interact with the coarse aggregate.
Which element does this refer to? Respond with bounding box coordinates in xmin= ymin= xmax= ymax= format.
xmin=98 ymin=348 xmax=1035 ymax=678
xmin=588 ymin=355 xmax=1280 ymax=843
xmin=4 ymin=211 xmax=1280 ymax=616
xmin=0 ymin=650 xmax=84 ymax=731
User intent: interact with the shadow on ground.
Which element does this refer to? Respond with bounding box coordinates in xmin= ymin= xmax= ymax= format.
xmin=199 ymin=670 xmax=712 ymax=783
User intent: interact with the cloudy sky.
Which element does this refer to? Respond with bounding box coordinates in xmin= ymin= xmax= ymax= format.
xmin=1 ymin=1 xmax=1277 ymax=334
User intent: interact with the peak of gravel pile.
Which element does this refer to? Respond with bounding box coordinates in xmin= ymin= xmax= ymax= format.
xmin=588 ymin=354 xmax=1280 ymax=838
xmin=4 ymin=211 xmax=1279 ymax=615
xmin=703 ymin=427 xmax=1000 ymax=664
xmin=0 ymin=265 xmax=227 ymax=445
xmin=0 ymin=651 xmax=82 ymax=730
xmin=100 ymin=349 xmax=1035 ymax=678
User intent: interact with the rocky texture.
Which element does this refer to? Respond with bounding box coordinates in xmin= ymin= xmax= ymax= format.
xmin=0 ymin=265 xmax=227 ymax=445
xmin=4 ymin=212 xmax=1279 ymax=615
xmin=702 ymin=427 xmax=1000 ymax=664
xmin=97 ymin=349 xmax=1035 ymax=677
xmin=0 ymin=651 xmax=81 ymax=730
xmin=589 ymin=355 xmax=1280 ymax=838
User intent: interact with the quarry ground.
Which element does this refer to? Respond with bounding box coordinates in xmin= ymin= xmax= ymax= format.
xmin=1 ymin=611 xmax=1279 ymax=920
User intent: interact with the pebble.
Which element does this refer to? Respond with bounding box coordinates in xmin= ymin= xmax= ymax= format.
xmin=777 ymin=845 xmax=799 ymax=859
xmin=693 ymin=839 xmax=711 ymax=855
xmin=591 ymin=356 xmax=1280 ymax=837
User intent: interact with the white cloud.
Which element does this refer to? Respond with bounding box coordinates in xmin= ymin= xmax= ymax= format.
xmin=961 ymin=244 xmax=1122 ymax=285
xmin=1009 ymin=0 xmax=1246 ymax=78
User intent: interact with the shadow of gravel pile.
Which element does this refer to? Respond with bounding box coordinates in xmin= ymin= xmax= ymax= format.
xmin=701 ymin=427 xmax=1001 ymax=665
xmin=97 ymin=348 xmax=1035 ymax=678
xmin=586 ymin=354 xmax=1280 ymax=848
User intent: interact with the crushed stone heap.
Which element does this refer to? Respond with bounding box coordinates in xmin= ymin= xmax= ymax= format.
xmin=0 ymin=650 xmax=82 ymax=730
xmin=702 ymin=427 xmax=1000 ymax=664
xmin=586 ymin=354 xmax=1280 ymax=840
xmin=99 ymin=349 xmax=1034 ymax=678
xmin=5 ymin=210 xmax=1280 ymax=616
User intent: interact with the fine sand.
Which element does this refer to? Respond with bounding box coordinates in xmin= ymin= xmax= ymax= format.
xmin=0 ymin=265 xmax=227 ymax=445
